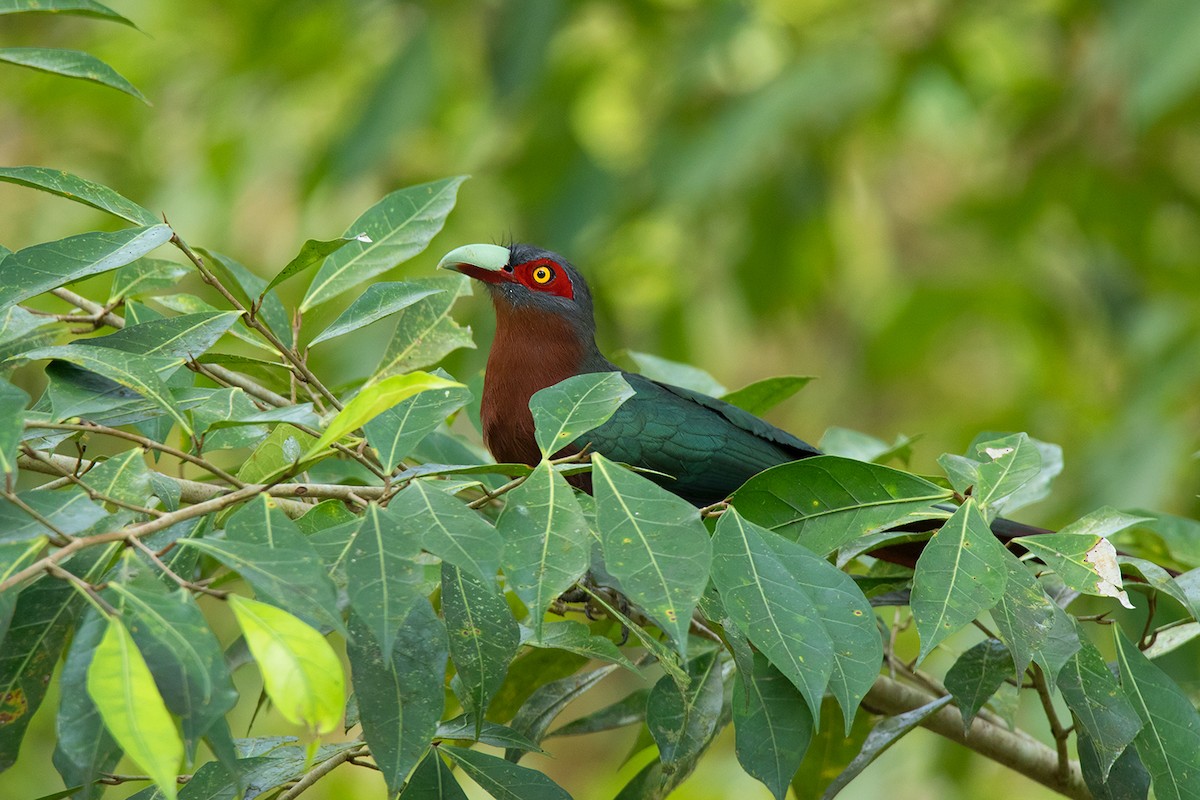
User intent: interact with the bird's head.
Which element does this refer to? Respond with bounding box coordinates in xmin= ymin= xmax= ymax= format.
xmin=437 ymin=243 xmax=596 ymax=331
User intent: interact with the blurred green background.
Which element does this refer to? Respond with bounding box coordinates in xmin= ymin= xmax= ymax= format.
xmin=2 ymin=1 xmax=1198 ymax=798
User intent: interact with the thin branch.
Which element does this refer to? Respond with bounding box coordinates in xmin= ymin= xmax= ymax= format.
xmin=862 ymin=675 xmax=1090 ymax=800
xmin=47 ymin=563 xmax=116 ymax=616
xmin=170 ymin=233 xmax=343 ymax=410
xmin=21 ymin=446 xmax=165 ymax=518
xmin=126 ymin=534 xmax=228 ymax=599
xmin=0 ymin=484 xmax=266 ymax=594
xmin=275 ymin=745 xmax=365 ymax=800
xmin=1029 ymin=663 xmax=1073 ymax=783
xmin=26 ymin=421 xmax=244 ymax=487
xmin=2 ymin=488 xmax=73 ymax=546
xmin=50 ymin=286 xmax=291 ymax=407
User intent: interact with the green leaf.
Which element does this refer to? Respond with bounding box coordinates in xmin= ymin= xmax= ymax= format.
xmin=0 ymin=224 xmax=171 ymax=310
xmin=721 ymin=375 xmax=813 ymax=415
xmin=440 ymin=745 xmax=572 ymax=800
xmin=151 ymin=292 xmax=277 ymax=354
xmin=988 ymin=558 xmax=1056 ymax=677
xmin=0 ymin=488 xmax=108 ymax=544
xmin=497 ymin=462 xmax=591 ymax=636
xmin=505 ymin=664 xmax=620 ymax=761
xmin=181 ymin=536 xmax=343 ymax=634
xmin=437 ymin=714 xmax=543 ymax=752
xmin=1121 ymin=556 xmax=1200 ymax=618
xmin=235 ymin=423 xmax=321 ymax=484
xmin=1114 ymin=627 xmax=1200 ymax=799
xmin=0 ymin=0 xmax=136 ymax=26
xmin=943 ymin=638 xmax=1013 ymax=732
xmin=79 ymin=311 xmax=241 ymax=360
xmin=819 ymin=427 xmax=917 ymax=466
xmin=52 ymin=609 xmax=121 ymax=800
xmin=363 ymin=381 xmax=471 ymax=470
xmin=0 ymin=377 xmax=29 ymax=477
xmin=305 ymin=371 xmax=463 ymax=458
xmin=441 ymin=563 xmax=520 ymax=724
xmin=23 ymin=344 xmax=191 ymax=435
xmin=0 ymin=537 xmax=46 ymax=642
xmin=910 ymin=500 xmax=1009 ymax=661
xmin=711 ymin=508 xmax=833 ymax=717
xmin=77 ymin=449 xmax=152 ymax=508
xmin=345 ymin=503 xmax=429 ymax=658
xmin=0 ymin=305 xmax=55 ymax=368
xmin=0 ymin=166 xmax=156 ymax=225
xmin=308 ymin=281 xmax=442 ymax=346
xmin=484 ymin=647 xmax=590 ymax=727
xmin=1078 ymin=727 xmax=1151 ymax=800
xmin=548 ymin=688 xmax=650 ymax=737
xmin=647 ymin=650 xmax=724 ymax=766
xmin=0 ymin=47 xmax=147 ymax=101
xmin=389 ymin=480 xmax=503 ymax=584
xmin=0 ymin=544 xmax=116 ymax=771
xmin=400 ymin=750 xmax=469 ymax=799
xmin=105 ymin=558 xmax=237 ymax=755
xmin=530 ymin=372 xmax=634 ymax=457
xmin=301 ymin=176 xmax=468 ymax=311
xmin=86 ymin=617 xmax=183 ymax=800
xmin=730 ymin=455 xmax=954 ymax=554
xmin=1014 ymin=532 xmax=1135 ymax=609
xmin=591 ymin=453 xmax=712 ymax=657
xmin=790 ymin=699 xmax=873 ymax=800
xmin=521 ymin=620 xmax=637 ymax=672
xmin=1060 ymin=506 xmax=1156 ymax=539
xmin=372 ymin=274 xmax=475 ymax=379
xmin=1032 ymin=601 xmax=1083 ymax=686
xmin=108 ymin=258 xmax=188 ymax=303
xmin=624 ymin=350 xmax=726 ymax=395
xmin=818 ymin=695 xmax=953 ymax=799
xmin=734 ymin=652 xmax=814 ymax=800
xmin=1057 ymin=634 xmax=1143 ymax=780
xmin=264 ymin=235 xmax=365 ymax=295
xmin=966 ymin=432 xmax=1063 ymax=514
xmin=965 ymin=433 xmax=1043 ymax=509
xmin=201 ymin=249 xmax=290 ymax=342
xmin=228 ymin=594 xmax=345 ymax=735
xmin=347 ymin=602 xmax=447 ymax=796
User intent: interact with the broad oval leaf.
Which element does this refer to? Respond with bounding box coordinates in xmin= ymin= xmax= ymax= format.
xmin=373 ymin=274 xmax=476 ymax=379
xmin=910 ymin=500 xmax=1009 ymax=662
xmin=591 ymin=453 xmax=712 ymax=658
xmin=389 ymin=480 xmax=503 ymax=583
xmin=363 ymin=381 xmax=472 ymax=470
xmin=401 ymin=750 xmax=469 ymax=799
xmin=0 ymin=224 xmax=172 ymax=311
xmin=78 ymin=311 xmax=241 ymax=360
xmin=228 ymin=594 xmax=345 ymax=735
xmin=85 ymin=617 xmax=183 ymax=800
xmin=0 ymin=47 xmax=147 ymax=101
xmin=1057 ymin=634 xmax=1142 ymax=780
xmin=305 ymin=372 xmax=464 ymax=458
xmin=440 ymin=745 xmax=572 ymax=800
xmin=943 ymin=638 xmax=1013 ymax=732
xmin=301 ymin=176 xmax=467 ymax=311
xmin=711 ymin=508 xmax=833 ymax=717
xmin=308 ymin=282 xmax=442 ymax=346
xmin=530 ymin=372 xmax=634 ymax=457
xmin=0 ymin=166 xmax=156 ymax=225
xmin=730 ymin=455 xmax=954 ymax=554
xmin=497 ymin=461 xmax=591 ymax=635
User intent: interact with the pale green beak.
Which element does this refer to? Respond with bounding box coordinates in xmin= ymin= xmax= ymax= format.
xmin=437 ymin=243 xmax=510 ymax=273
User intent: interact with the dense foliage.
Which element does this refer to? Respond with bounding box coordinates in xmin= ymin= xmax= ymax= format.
xmin=3 ymin=3 xmax=1200 ymax=800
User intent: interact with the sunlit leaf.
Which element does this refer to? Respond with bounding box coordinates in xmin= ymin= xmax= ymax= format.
xmin=51 ymin=609 xmax=120 ymax=799
xmin=304 ymin=371 xmax=463 ymax=458
xmin=86 ymin=617 xmax=183 ymax=800
xmin=228 ymin=595 xmax=345 ymax=736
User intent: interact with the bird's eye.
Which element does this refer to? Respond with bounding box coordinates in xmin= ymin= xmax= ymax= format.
xmin=532 ymin=265 xmax=554 ymax=284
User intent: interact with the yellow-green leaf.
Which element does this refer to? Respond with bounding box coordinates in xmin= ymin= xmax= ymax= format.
xmin=304 ymin=371 xmax=464 ymax=458
xmin=228 ymin=594 xmax=345 ymax=735
xmin=85 ymin=617 xmax=183 ymax=800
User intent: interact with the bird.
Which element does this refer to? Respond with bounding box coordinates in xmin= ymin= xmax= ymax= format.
xmin=437 ymin=242 xmax=1050 ymax=558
